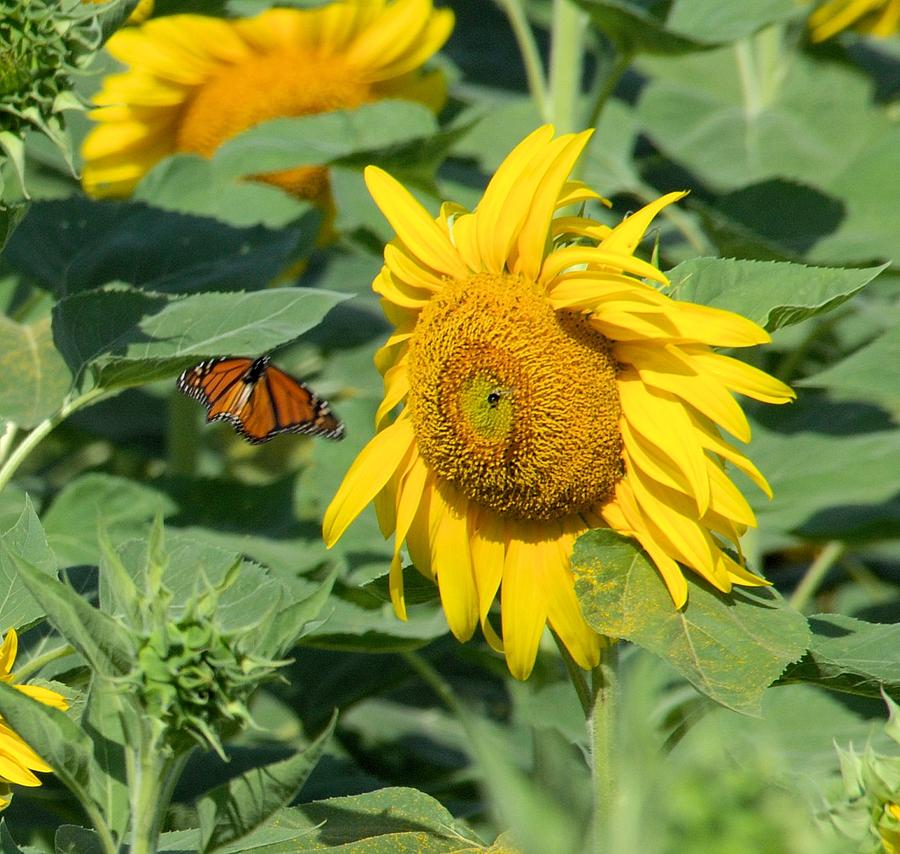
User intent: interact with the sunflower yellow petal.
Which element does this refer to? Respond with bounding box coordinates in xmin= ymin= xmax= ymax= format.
xmin=599 ymin=191 xmax=688 ymax=256
xmin=545 ymin=555 xmax=601 ymax=670
xmin=706 ymin=459 xmax=757 ymax=527
xmin=470 ymin=510 xmax=506 ymax=625
xmin=365 ymin=167 xmax=469 ymax=279
xmin=607 ymin=482 xmax=688 ymax=607
xmin=540 ymin=245 xmax=668 ymax=286
xmin=375 ymin=359 xmax=410 ymax=429
xmin=617 ymin=371 xmax=710 ymax=514
xmin=685 ymin=349 xmax=795 ymax=404
xmin=473 ymin=125 xmax=556 ymax=272
xmin=501 ymin=534 xmax=548 ymax=681
xmin=406 ymin=471 xmax=437 ymax=578
xmin=0 ymin=630 xmax=16 ymax=676
xmin=431 ymin=487 xmax=479 ymax=641
xmin=514 ymin=130 xmax=594 ymax=281
xmin=323 ymin=416 xmax=415 ymax=547
xmin=14 ymin=684 xmax=68 ymax=711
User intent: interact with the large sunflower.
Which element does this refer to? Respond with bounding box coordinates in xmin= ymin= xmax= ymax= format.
xmin=81 ymin=0 xmax=453 ymax=200
xmin=323 ymin=126 xmax=795 ymax=680
xmin=809 ymin=0 xmax=900 ymax=40
xmin=0 ymin=628 xmax=68 ymax=809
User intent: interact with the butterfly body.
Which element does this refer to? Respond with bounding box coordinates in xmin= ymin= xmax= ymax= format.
xmin=177 ymin=354 xmax=344 ymax=444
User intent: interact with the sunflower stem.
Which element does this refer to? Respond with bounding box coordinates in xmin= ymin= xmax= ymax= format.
xmin=0 ymin=388 xmax=106 ymax=495
xmin=548 ymin=0 xmax=589 ymax=132
xmin=553 ymin=629 xmax=592 ymax=716
xmin=496 ymin=0 xmax=550 ymax=119
xmin=0 ymin=422 xmax=17 ymax=467
xmin=789 ymin=540 xmax=846 ymax=611
xmin=585 ymin=43 xmax=632 ymax=131
xmin=588 ymin=641 xmax=619 ymax=852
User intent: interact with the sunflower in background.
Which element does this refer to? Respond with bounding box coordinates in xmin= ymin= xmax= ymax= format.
xmin=324 ymin=126 xmax=795 ymax=680
xmin=81 ymin=0 xmax=453 ymax=204
xmin=809 ymin=0 xmax=900 ymax=40
xmin=0 ymin=628 xmax=68 ymax=810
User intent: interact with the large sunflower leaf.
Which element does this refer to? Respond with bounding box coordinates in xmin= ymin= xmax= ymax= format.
xmin=210 ymin=100 xmax=437 ymax=181
xmin=637 ymin=49 xmax=900 ymax=265
xmin=3 ymin=198 xmax=311 ymax=296
xmin=0 ymin=315 xmax=72 ymax=428
xmin=51 ymin=286 xmax=350 ymax=390
xmin=197 ymin=712 xmax=337 ymax=854
xmin=574 ymin=0 xmax=797 ymax=53
xmin=666 ymin=257 xmax=886 ymax=331
xmin=0 ymin=496 xmax=57 ymax=632
xmin=572 ymin=529 xmax=810 ymax=715
xmin=798 ymin=324 xmax=900 ymax=414
xmin=779 ymin=614 xmax=900 ymax=700
xmin=748 ymin=393 xmax=900 ymax=542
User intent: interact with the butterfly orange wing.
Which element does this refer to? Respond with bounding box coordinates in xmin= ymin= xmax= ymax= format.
xmin=177 ymin=356 xmax=343 ymax=444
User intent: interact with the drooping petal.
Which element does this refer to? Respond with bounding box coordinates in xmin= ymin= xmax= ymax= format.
xmin=323 ymin=415 xmax=415 ymax=546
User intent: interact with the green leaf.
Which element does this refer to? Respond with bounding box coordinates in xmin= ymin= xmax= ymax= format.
xmin=251 ymin=570 xmax=337 ymax=660
xmin=748 ymin=394 xmax=900 ymax=541
xmin=210 ymin=101 xmax=437 ymax=182
xmin=780 ymin=614 xmax=900 ymax=700
xmin=637 ymin=49 xmax=900 ymax=265
xmin=197 ymin=711 xmax=337 ymax=854
xmin=799 ymin=324 xmax=900 ymax=412
xmin=51 ymin=286 xmax=350 ymax=389
xmin=0 ymin=315 xmax=72 ymax=428
xmin=572 ymin=529 xmax=810 ymax=715
xmin=43 ymin=473 xmax=176 ymax=568
xmin=134 ymin=156 xmax=315 ymax=229
xmin=0 ymin=820 xmax=24 ymax=854
xmin=0 ymin=497 xmax=57 ymax=632
xmin=0 ymin=682 xmax=95 ymax=816
xmin=54 ymin=825 xmax=106 ymax=854
xmin=0 ymin=203 xmax=28 ymax=253
xmin=81 ymin=679 xmax=132 ymax=843
xmin=666 ymin=257 xmax=885 ymax=331
xmin=3 ymin=197 xmax=311 ymax=297
xmin=1 ymin=501 xmax=133 ymax=678
xmin=578 ymin=0 xmax=799 ymax=50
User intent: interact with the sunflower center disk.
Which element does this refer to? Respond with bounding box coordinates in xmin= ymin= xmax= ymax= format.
xmin=175 ymin=51 xmax=372 ymax=199
xmin=408 ymin=274 xmax=624 ymax=521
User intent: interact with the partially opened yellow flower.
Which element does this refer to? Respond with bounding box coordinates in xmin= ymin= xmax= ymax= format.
xmin=323 ymin=126 xmax=795 ymax=679
xmin=809 ymin=0 xmax=900 ymax=40
xmin=0 ymin=628 xmax=68 ymax=808
xmin=81 ymin=0 xmax=453 ymax=199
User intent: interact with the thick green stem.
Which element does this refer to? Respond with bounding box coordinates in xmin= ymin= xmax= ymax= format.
xmin=789 ymin=541 xmax=846 ymax=611
xmin=588 ymin=641 xmax=619 ymax=852
xmin=130 ymin=744 xmax=172 ymax=854
xmin=552 ymin=630 xmax=591 ymax=716
xmin=0 ymin=423 xmax=16 ymax=467
xmin=548 ymin=0 xmax=588 ymax=132
xmin=586 ymin=47 xmax=632 ymax=130
xmin=496 ymin=0 xmax=549 ymax=119
xmin=0 ymin=388 xmax=106 ymax=494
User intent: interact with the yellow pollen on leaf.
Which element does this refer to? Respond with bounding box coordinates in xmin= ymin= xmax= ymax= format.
xmin=407 ymin=273 xmax=623 ymax=521
xmin=174 ymin=50 xmax=373 ymax=200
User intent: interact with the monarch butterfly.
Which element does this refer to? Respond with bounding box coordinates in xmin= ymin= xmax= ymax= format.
xmin=177 ymin=354 xmax=344 ymax=444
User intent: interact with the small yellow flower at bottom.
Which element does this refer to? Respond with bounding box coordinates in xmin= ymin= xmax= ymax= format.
xmin=0 ymin=628 xmax=68 ymax=806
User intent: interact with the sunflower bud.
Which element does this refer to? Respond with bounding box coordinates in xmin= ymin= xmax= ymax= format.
xmin=0 ymin=0 xmax=101 ymax=198
xmin=828 ymin=695 xmax=900 ymax=853
xmin=127 ymin=562 xmax=288 ymax=759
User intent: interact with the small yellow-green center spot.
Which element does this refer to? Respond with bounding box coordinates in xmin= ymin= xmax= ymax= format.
xmin=457 ymin=375 xmax=515 ymax=441
xmin=407 ymin=272 xmax=624 ymax=521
